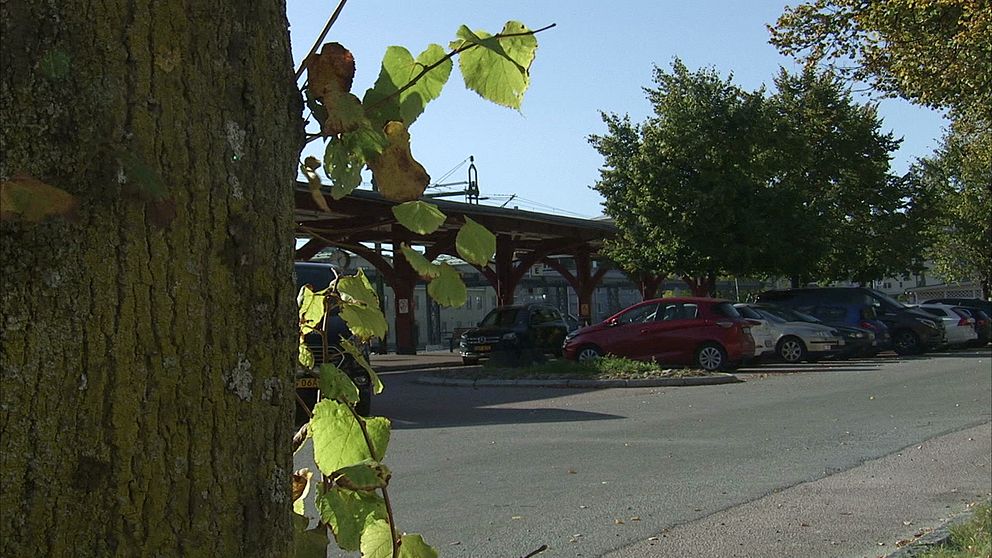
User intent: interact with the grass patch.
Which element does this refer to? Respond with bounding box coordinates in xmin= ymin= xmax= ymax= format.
xmin=919 ymin=503 xmax=991 ymax=558
xmin=461 ymin=355 xmax=712 ymax=380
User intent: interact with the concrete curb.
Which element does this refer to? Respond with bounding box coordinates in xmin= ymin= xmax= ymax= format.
xmin=883 ymin=504 xmax=984 ymax=558
xmin=413 ymin=372 xmax=741 ymax=388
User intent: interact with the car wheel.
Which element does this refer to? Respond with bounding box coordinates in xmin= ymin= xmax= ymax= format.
xmin=777 ymin=336 xmax=807 ymax=363
xmin=576 ymin=345 xmax=602 ymax=361
xmin=695 ymin=343 xmax=727 ymax=371
xmin=462 ymin=357 xmax=480 ymax=365
xmin=892 ymin=330 xmax=921 ymax=355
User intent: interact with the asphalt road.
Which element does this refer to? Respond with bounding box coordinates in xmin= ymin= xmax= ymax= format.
xmin=299 ymin=348 xmax=992 ymax=558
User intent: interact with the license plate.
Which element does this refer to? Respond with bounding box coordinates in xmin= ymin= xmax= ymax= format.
xmin=475 ymin=345 xmax=492 ymax=352
xmin=296 ymin=377 xmax=319 ymax=389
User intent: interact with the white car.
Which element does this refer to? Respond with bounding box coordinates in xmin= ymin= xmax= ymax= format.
xmin=738 ymin=303 xmax=845 ymax=363
xmin=916 ymin=304 xmax=978 ymax=347
xmin=734 ymin=303 xmax=777 ymax=357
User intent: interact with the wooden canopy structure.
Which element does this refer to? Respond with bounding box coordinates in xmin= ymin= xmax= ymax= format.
xmin=294 ymin=184 xmax=617 ymax=354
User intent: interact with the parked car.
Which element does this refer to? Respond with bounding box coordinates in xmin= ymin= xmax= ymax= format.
xmin=916 ymin=304 xmax=979 ymax=347
xmin=738 ymin=304 xmax=846 ymax=363
xmin=562 ymin=297 xmax=755 ymax=371
xmin=757 ymin=287 xmax=945 ymax=355
xmin=957 ymin=308 xmax=992 ymax=346
xmin=733 ymin=304 xmax=782 ymax=358
xmin=294 ymin=262 xmax=373 ymax=424
xmin=459 ymin=303 xmax=569 ymax=365
xmin=793 ymin=302 xmax=892 ymax=355
xmin=922 ymin=298 xmax=992 ymax=317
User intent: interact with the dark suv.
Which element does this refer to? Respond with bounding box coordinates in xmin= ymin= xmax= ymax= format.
xmin=295 ymin=262 xmax=373 ymax=424
xmin=459 ymin=303 xmax=569 ymax=365
xmin=757 ymin=287 xmax=945 ymax=355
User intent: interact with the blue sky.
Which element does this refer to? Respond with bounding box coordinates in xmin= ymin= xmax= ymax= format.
xmin=287 ymin=1 xmax=949 ymax=219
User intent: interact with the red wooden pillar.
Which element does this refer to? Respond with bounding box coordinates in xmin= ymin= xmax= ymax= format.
xmin=542 ymin=250 xmax=609 ymax=326
xmin=392 ymin=229 xmax=419 ymax=355
xmin=494 ymin=234 xmax=517 ymax=305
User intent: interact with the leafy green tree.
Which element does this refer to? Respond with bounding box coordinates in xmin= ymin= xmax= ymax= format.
xmin=590 ymin=60 xmax=774 ymax=296
xmin=765 ymin=69 xmax=910 ymax=285
xmin=913 ymin=121 xmax=992 ymax=298
xmin=769 ymin=0 xmax=991 ymax=117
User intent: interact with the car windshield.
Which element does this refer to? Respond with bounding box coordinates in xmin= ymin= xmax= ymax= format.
xmin=870 ymin=289 xmax=907 ymax=311
xmin=756 ymin=309 xmax=787 ymax=323
xmin=480 ymin=308 xmax=521 ymax=327
xmin=759 ymin=305 xmax=820 ymax=323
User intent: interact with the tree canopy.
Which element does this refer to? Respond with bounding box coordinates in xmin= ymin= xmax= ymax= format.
xmin=769 ymin=0 xmax=992 ymax=118
xmin=591 ymin=61 xmax=912 ymax=292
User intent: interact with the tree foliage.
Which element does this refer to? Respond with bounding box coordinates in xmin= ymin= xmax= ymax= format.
xmin=912 ymin=120 xmax=992 ymax=298
xmin=591 ymin=61 xmax=911 ymax=291
xmin=769 ymin=0 xmax=992 ymax=117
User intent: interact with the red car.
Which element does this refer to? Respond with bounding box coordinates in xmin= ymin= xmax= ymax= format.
xmin=562 ymin=297 xmax=755 ymax=371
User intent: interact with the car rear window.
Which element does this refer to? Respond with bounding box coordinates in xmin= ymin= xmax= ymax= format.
xmin=713 ymin=303 xmax=741 ymax=318
xmin=921 ymin=307 xmax=947 ymax=317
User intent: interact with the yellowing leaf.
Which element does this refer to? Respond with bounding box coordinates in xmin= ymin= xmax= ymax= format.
xmin=335 ymin=461 xmax=391 ymax=491
xmin=298 ymin=286 xmax=326 ymax=335
xmin=0 ymin=175 xmax=78 ymax=222
xmin=293 ymin=512 xmax=329 ymax=558
xmin=456 ymin=217 xmax=496 ymax=265
xmin=392 ymin=200 xmax=446 ymax=235
xmin=319 ymin=363 xmax=360 ymax=405
xmin=400 ymin=244 xmax=441 ymax=279
xmin=292 ymin=469 xmax=313 ymax=515
xmin=302 ymin=163 xmax=331 ymax=212
xmin=340 ymin=339 xmax=384 ymax=394
xmin=311 ymin=400 xmax=371 ymax=474
xmin=336 ymin=269 xmax=379 ymax=307
xmin=298 ymin=343 xmax=315 ymax=369
xmin=340 ymin=304 xmax=388 ymax=341
xmin=364 ymin=416 xmax=391 ymax=461
xmin=427 ymin=263 xmax=467 ymax=308
xmin=367 ymin=121 xmax=430 ymax=202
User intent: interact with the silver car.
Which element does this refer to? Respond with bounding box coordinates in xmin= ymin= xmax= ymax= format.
xmin=738 ymin=303 xmax=845 ymax=363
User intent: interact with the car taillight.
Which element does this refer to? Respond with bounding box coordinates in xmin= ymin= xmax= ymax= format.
xmin=859 ymin=320 xmax=877 ymax=330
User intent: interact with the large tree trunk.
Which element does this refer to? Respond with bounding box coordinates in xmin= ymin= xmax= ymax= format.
xmin=1 ymin=2 xmax=302 ymax=555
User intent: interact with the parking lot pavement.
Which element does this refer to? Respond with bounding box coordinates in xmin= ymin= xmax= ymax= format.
xmin=605 ymin=422 xmax=992 ymax=558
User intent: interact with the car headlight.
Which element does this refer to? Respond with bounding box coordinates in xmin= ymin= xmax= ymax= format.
xmin=848 ymin=332 xmax=865 ymax=339
xmin=564 ymin=331 xmax=577 ymax=343
xmin=501 ymin=332 xmax=517 ymax=341
xmin=915 ymin=317 xmax=937 ymax=329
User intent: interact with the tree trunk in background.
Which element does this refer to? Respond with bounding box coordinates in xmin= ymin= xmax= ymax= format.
xmin=1 ymin=2 xmax=302 ymax=555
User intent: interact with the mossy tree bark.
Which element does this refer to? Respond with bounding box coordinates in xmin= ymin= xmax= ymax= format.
xmin=1 ymin=1 xmax=302 ymax=555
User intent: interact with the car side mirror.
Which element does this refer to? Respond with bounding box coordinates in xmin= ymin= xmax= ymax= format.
xmin=607 ymin=318 xmax=618 ymax=327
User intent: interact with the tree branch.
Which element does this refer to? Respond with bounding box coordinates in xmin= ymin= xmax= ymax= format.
xmin=295 ymin=0 xmax=350 ymax=80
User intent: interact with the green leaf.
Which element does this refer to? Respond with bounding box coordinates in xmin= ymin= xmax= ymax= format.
xmin=392 ymin=200 xmax=446 ymax=235
xmin=363 ymin=45 xmax=452 ymax=128
xmin=323 ymin=136 xmax=364 ymax=199
xmin=298 ymin=343 xmax=315 ymax=369
xmin=361 ymin=518 xmax=394 ymax=558
xmin=336 ymin=269 xmax=379 ymax=307
xmin=340 ymin=304 xmax=388 ymax=341
xmin=311 ymin=400 xmax=371 ymax=474
xmin=453 ymin=21 xmax=537 ymax=110
xmin=298 ymin=286 xmax=326 ymax=335
xmin=315 ymin=486 xmax=387 ymax=552
xmin=398 ymin=534 xmax=438 ymax=558
xmin=335 ymin=461 xmax=391 ymax=491
xmin=364 ymin=416 xmax=392 ymax=462
xmin=455 ymin=217 xmax=496 ymax=265
xmin=340 ymin=339 xmax=384 ymax=394
xmin=319 ymin=363 xmax=360 ymax=405
xmin=293 ymin=513 xmax=329 ymax=558
xmin=399 ymin=244 xmax=441 ymax=279
xmin=427 ymin=263 xmax=467 ymax=308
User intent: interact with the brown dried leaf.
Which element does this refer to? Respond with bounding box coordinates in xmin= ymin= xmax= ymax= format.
xmin=291 ymin=468 xmax=313 ymax=503
xmin=0 ymin=174 xmax=78 ymax=222
xmin=366 ymin=121 xmax=430 ymax=202
xmin=305 ymin=43 xmax=354 ymax=100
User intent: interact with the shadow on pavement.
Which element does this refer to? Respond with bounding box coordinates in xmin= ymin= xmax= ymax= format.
xmin=372 ymin=371 xmax=624 ymax=430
